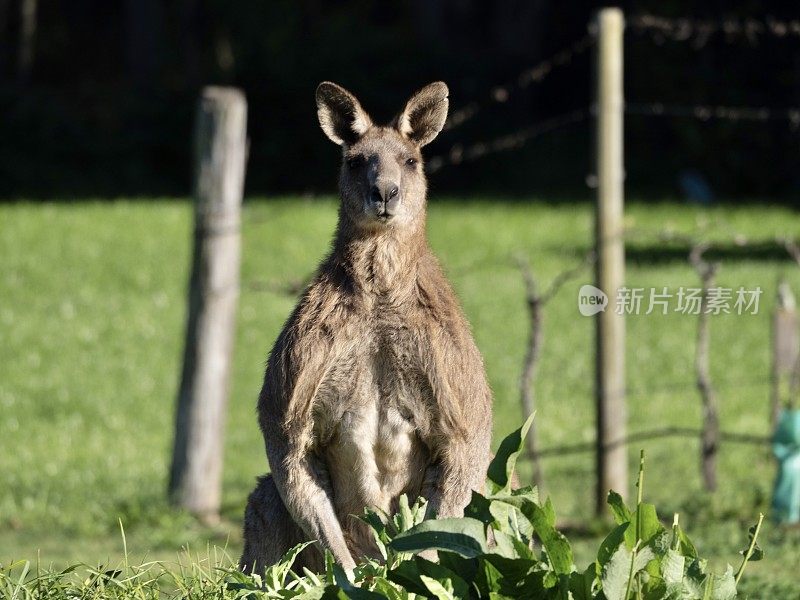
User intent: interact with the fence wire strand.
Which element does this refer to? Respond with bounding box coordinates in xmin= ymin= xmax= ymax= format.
xmin=625 ymin=102 xmax=800 ymax=131
xmin=428 ymin=108 xmax=589 ymax=173
xmin=443 ymin=33 xmax=596 ymax=132
xmin=629 ymin=13 xmax=800 ymax=48
xmin=625 ymin=101 xmax=800 ymax=128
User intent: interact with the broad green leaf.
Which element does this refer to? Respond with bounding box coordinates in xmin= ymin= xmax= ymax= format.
xmin=541 ymin=497 xmax=557 ymax=527
xmin=649 ymin=530 xmax=672 ymax=556
xmin=416 ymin=558 xmax=471 ymax=599
xmin=511 ymin=485 xmax=539 ymax=505
xmin=387 ymin=557 xmax=470 ymax=600
xmin=708 ymin=565 xmax=737 ymax=600
xmin=420 ymin=575 xmax=458 ymax=600
xmin=486 ymin=414 xmax=534 ymax=494
xmin=542 ymin=570 xmax=558 ymax=589
xmin=607 ymin=491 xmax=633 ymax=525
xmin=600 ymin=545 xmax=656 ymax=600
xmin=488 ymin=500 xmax=517 ymax=535
xmin=521 ymin=501 xmax=573 ymax=575
xmin=625 ymin=503 xmax=664 ymax=549
xmin=386 ymin=561 xmax=429 ymax=596
xmin=675 ymin=526 xmax=699 ymax=559
xmin=467 ymin=489 xmax=538 ymax=542
xmin=683 ymin=558 xmax=709 ymax=599
xmin=464 ymin=491 xmax=493 ymax=525
xmin=488 ymin=500 xmax=533 ymax=543
xmin=641 ymin=576 xmax=668 ymax=600
xmin=597 ymin=523 xmax=629 ymax=567
xmin=601 ymin=545 xmax=634 ymax=600
xmin=490 ymin=529 xmax=521 ymax=559
xmin=479 ymin=555 xmax=540 ymax=597
xmin=389 ymin=518 xmax=489 ymax=558
xmin=661 ymin=548 xmax=685 ymax=589
xmin=331 ymin=563 xmax=351 ymax=587
xmin=437 ymin=551 xmax=478 ymax=585
xmin=510 ymin=536 xmax=536 ymax=561
xmin=568 ymin=565 xmax=596 ymax=600
xmin=476 ymin=556 xmax=504 ymax=595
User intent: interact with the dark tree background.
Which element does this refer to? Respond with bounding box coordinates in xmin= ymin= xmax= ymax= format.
xmin=0 ymin=0 xmax=798 ymax=201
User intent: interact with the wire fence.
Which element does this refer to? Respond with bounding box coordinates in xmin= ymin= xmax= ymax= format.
xmin=429 ymin=108 xmax=588 ymax=173
xmin=424 ymin=11 xmax=800 ymax=172
xmin=625 ymin=102 xmax=800 ymax=126
xmin=443 ymin=33 xmax=596 ymax=132
xmin=531 ymin=426 xmax=770 ymax=461
xmin=629 ymin=13 xmax=800 ymax=47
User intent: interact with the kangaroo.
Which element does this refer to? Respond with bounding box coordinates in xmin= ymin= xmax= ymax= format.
xmin=240 ymin=81 xmax=493 ymax=574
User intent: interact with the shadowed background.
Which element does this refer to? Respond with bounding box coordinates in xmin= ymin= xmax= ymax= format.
xmin=1 ymin=0 xmax=799 ymax=200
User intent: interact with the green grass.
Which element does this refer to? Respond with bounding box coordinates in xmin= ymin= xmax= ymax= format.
xmin=1 ymin=197 xmax=798 ymax=596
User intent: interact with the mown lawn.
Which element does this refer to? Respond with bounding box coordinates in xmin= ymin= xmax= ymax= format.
xmin=1 ymin=198 xmax=798 ymax=597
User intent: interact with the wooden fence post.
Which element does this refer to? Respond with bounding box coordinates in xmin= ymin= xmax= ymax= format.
xmin=17 ymin=0 xmax=37 ymax=83
xmin=594 ymin=6 xmax=627 ymax=515
xmin=595 ymin=8 xmax=628 ymax=515
xmin=169 ymin=86 xmax=247 ymax=522
xmin=772 ymin=280 xmax=798 ymax=426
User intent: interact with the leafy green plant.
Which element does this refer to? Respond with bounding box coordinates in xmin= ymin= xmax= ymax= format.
xmin=0 ymin=417 xmax=764 ymax=599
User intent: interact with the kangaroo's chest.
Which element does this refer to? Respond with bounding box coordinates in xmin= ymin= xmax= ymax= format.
xmin=314 ymin=319 xmax=434 ymax=518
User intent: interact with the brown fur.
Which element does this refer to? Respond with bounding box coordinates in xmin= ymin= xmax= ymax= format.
xmin=240 ymin=82 xmax=493 ymax=574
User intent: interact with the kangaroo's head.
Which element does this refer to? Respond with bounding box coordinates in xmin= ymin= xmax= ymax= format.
xmin=316 ymin=81 xmax=448 ymax=233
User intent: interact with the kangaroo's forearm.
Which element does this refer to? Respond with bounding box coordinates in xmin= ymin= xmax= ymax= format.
xmin=422 ymin=436 xmax=490 ymax=519
xmin=271 ymin=454 xmax=356 ymax=570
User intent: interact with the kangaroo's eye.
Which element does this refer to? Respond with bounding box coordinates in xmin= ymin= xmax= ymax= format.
xmin=347 ymin=156 xmax=364 ymax=170
xmin=405 ymin=157 xmax=417 ymax=167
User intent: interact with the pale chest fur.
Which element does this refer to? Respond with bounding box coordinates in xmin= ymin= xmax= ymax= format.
xmin=311 ymin=293 xmax=434 ymax=554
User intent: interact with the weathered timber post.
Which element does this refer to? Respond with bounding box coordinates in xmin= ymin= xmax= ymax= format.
xmin=594 ymin=7 xmax=628 ymax=514
xmin=772 ymin=280 xmax=799 ymax=426
xmin=17 ymin=0 xmax=37 ymax=83
xmin=169 ymin=87 xmax=247 ymax=522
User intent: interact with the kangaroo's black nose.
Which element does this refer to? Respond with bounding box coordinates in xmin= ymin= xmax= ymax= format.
xmin=370 ymin=184 xmax=401 ymax=217
xmin=370 ymin=185 xmax=400 ymax=205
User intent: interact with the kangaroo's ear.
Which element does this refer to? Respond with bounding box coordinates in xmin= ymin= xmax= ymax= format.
xmin=316 ymin=82 xmax=372 ymax=146
xmin=396 ymin=82 xmax=449 ymax=147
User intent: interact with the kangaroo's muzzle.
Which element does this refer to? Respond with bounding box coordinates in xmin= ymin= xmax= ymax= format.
xmin=370 ymin=184 xmax=400 ymax=218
